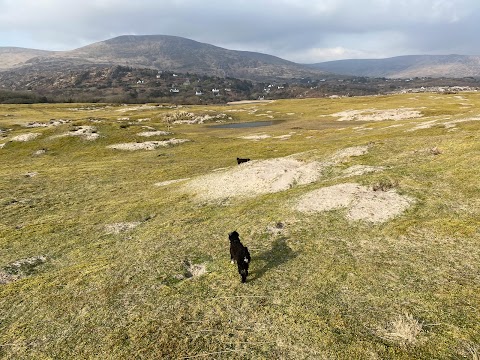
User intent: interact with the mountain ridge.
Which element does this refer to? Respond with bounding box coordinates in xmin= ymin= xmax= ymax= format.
xmin=1 ymin=35 xmax=480 ymax=79
xmin=309 ymin=54 xmax=480 ymax=78
xmin=1 ymin=35 xmax=325 ymax=80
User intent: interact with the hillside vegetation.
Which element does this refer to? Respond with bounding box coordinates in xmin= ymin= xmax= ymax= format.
xmin=2 ymin=64 xmax=480 ymax=105
xmin=0 ymin=93 xmax=479 ymax=359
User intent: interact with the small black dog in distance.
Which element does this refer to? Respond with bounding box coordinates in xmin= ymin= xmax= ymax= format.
xmin=229 ymin=231 xmax=251 ymax=283
xmin=236 ymin=157 xmax=250 ymax=164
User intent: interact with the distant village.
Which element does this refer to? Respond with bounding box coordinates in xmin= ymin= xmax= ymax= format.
xmin=1 ymin=64 xmax=479 ymax=104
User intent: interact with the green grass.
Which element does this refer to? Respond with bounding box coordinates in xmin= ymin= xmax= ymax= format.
xmin=1 ymin=94 xmax=479 ymax=359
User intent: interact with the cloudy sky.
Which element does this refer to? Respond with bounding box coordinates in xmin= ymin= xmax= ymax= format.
xmin=1 ymin=0 xmax=480 ymax=63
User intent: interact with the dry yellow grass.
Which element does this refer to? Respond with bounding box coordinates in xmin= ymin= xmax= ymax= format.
xmin=0 ymin=93 xmax=479 ymax=359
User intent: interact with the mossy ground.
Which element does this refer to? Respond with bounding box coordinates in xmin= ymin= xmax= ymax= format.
xmin=0 ymin=94 xmax=479 ymax=359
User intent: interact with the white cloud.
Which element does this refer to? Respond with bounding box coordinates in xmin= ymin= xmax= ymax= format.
xmin=0 ymin=0 xmax=480 ymax=59
xmin=283 ymin=47 xmax=367 ymax=63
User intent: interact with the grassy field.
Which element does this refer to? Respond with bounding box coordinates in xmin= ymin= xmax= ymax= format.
xmin=0 ymin=93 xmax=479 ymax=359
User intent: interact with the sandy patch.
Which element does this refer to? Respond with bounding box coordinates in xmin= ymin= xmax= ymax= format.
xmin=406 ymin=120 xmax=438 ymax=132
xmin=295 ymin=183 xmax=362 ymax=213
xmin=67 ymin=106 xmax=111 ymax=112
xmin=154 ymin=178 xmax=190 ymax=187
xmin=183 ymin=145 xmax=369 ymax=201
xmin=183 ymin=260 xmax=207 ymax=278
xmin=163 ymin=111 xmax=228 ymax=124
xmin=294 ymin=183 xmax=414 ymax=223
xmin=137 ymin=131 xmax=172 ymax=137
xmin=69 ymin=126 xmax=99 ymax=140
xmin=33 ymin=149 xmax=46 ymax=156
xmin=24 ymin=119 xmax=70 ymax=128
xmin=107 ymin=138 xmax=189 ymax=151
xmin=273 ymin=134 xmax=292 ymax=140
xmin=348 ymin=190 xmax=413 ymax=223
xmin=173 ymin=114 xmax=227 ymax=124
xmin=105 ymin=222 xmax=141 ymax=234
xmin=181 ymin=146 xmax=370 ymax=202
xmin=342 ymin=165 xmax=385 ymax=177
xmin=183 ymin=157 xmax=326 ymax=202
xmin=7 ymin=255 xmax=46 ymax=269
xmin=227 ymin=100 xmax=275 ymax=105
xmin=52 ymin=126 xmax=99 ymax=141
xmin=88 ymin=118 xmax=104 ymax=123
xmin=412 ymin=147 xmax=442 ymax=156
xmin=0 ymin=271 xmax=19 ymax=284
xmin=383 ymin=124 xmax=405 ymax=129
xmin=443 ymin=117 xmax=480 ymax=129
xmin=11 ymin=133 xmax=41 ymax=142
xmin=332 ymin=108 xmax=422 ymax=121
xmin=116 ymin=105 xmax=158 ymax=113
xmin=329 ymin=145 xmax=370 ymax=163
xmin=255 ymin=114 xmax=274 ymax=119
xmin=1 ymin=255 xmax=47 ymax=284
xmin=239 ymin=134 xmax=272 ymax=140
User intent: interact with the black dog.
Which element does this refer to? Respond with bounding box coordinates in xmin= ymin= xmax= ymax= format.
xmin=237 ymin=157 xmax=250 ymax=164
xmin=229 ymin=231 xmax=251 ymax=283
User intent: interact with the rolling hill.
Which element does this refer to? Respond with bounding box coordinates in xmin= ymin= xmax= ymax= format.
xmin=0 ymin=47 xmax=53 ymax=70
xmin=309 ymin=54 xmax=480 ymax=78
xmin=0 ymin=35 xmax=325 ymax=81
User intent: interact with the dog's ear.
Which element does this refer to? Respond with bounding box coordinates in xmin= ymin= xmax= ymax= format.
xmin=229 ymin=231 xmax=239 ymax=241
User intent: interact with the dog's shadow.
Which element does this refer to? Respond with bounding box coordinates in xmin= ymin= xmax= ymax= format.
xmin=250 ymin=237 xmax=296 ymax=282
